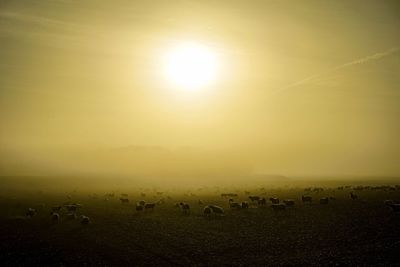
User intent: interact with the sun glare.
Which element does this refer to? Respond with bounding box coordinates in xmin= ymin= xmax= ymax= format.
xmin=163 ymin=42 xmax=218 ymax=90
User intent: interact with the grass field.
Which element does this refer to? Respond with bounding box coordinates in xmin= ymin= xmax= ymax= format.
xmin=0 ymin=178 xmax=399 ymax=266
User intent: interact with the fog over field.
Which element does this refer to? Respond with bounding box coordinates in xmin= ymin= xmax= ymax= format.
xmin=0 ymin=2 xmax=400 ymax=265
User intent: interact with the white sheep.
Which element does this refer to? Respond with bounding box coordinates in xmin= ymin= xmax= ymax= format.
xmin=51 ymin=212 xmax=60 ymax=223
xmin=203 ymin=206 xmax=212 ymax=217
xmin=283 ymin=199 xmax=295 ymax=206
xmin=229 ymin=199 xmax=241 ymax=209
xmin=208 ymin=205 xmax=224 ymax=215
xmin=80 ymin=215 xmax=90 ymax=225
xmin=120 ymin=198 xmax=129 ymax=204
xmin=144 ymin=203 xmax=156 ymax=211
xmin=319 ymin=197 xmax=329 ymax=205
xmin=302 ymin=195 xmax=312 ymax=203
xmin=26 ymin=208 xmax=37 ymax=217
xmin=180 ymin=202 xmax=190 ymax=214
xmin=269 ymin=197 xmax=279 ymax=204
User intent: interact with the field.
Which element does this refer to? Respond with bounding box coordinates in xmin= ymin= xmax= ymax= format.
xmin=1 ymin=178 xmax=400 ymax=266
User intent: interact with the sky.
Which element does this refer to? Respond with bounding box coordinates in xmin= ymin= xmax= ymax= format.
xmin=0 ymin=0 xmax=399 ymax=178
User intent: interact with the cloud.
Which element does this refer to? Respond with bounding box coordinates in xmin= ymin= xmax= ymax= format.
xmin=272 ymin=46 xmax=400 ymax=95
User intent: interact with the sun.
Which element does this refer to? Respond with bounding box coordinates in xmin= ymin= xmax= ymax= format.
xmin=163 ymin=42 xmax=219 ymax=90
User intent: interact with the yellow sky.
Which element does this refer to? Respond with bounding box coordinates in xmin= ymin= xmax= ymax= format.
xmin=0 ymin=0 xmax=399 ymax=177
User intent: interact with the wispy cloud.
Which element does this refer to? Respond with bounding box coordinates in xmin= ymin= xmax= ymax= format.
xmin=272 ymin=46 xmax=400 ymax=95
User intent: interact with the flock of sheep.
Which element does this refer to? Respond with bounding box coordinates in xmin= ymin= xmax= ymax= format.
xmin=24 ymin=203 xmax=90 ymax=225
xmin=20 ymin=184 xmax=400 ymax=225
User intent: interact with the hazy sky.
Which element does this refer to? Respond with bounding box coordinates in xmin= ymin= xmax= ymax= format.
xmin=0 ymin=0 xmax=399 ymax=177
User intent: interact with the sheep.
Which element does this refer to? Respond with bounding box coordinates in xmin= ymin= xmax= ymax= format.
xmin=221 ymin=193 xmax=238 ymax=198
xmin=51 ymin=206 xmax=62 ymax=213
xmin=350 ymin=192 xmax=358 ymax=200
xmin=271 ymin=203 xmax=286 ymax=211
xmin=319 ymin=197 xmax=329 ymax=205
xmin=241 ymin=201 xmax=249 ymax=209
xmin=283 ymin=199 xmax=295 ymax=206
xmin=64 ymin=204 xmax=81 ymax=212
xmin=208 ymin=205 xmax=224 ymax=215
xmin=228 ymin=199 xmax=241 ymax=209
xmin=136 ymin=203 xmax=144 ymax=211
xmin=120 ymin=198 xmax=129 ymax=204
xmin=269 ymin=197 xmax=279 ymax=204
xmin=26 ymin=208 xmax=37 ymax=217
xmin=248 ymin=196 xmax=260 ymax=202
xmin=144 ymin=203 xmax=156 ymax=211
xmin=138 ymin=200 xmax=146 ymax=206
xmin=302 ymin=195 xmax=312 ymax=203
xmin=180 ymin=202 xmax=190 ymax=214
xmin=80 ymin=215 xmax=90 ymax=225
xmin=66 ymin=212 xmax=77 ymax=220
xmin=51 ymin=212 xmax=60 ymax=223
xmin=203 ymin=206 xmax=212 ymax=217
xmin=257 ymin=198 xmax=267 ymax=206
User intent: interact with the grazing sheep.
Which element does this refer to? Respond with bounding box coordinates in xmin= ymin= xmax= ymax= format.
xmin=51 ymin=206 xmax=62 ymax=213
xmin=319 ymin=197 xmax=329 ymax=205
xmin=258 ymin=198 xmax=267 ymax=206
xmin=271 ymin=204 xmax=286 ymax=211
xmin=302 ymin=195 xmax=312 ymax=203
xmin=138 ymin=200 xmax=146 ymax=206
xmin=65 ymin=204 xmax=81 ymax=212
xmin=229 ymin=199 xmax=242 ymax=209
xmin=180 ymin=202 xmax=190 ymax=214
xmin=350 ymin=192 xmax=358 ymax=200
xmin=80 ymin=215 xmax=90 ymax=225
xmin=144 ymin=203 xmax=156 ymax=211
xmin=241 ymin=201 xmax=249 ymax=209
xmin=208 ymin=205 xmax=224 ymax=215
xmin=26 ymin=208 xmax=37 ymax=217
xmin=249 ymin=196 xmax=260 ymax=202
xmin=269 ymin=197 xmax=279 ymax=204
xmin=66 ymin=212 xmax=77 ymax=220
xmin=51 ymin=212 xmax=60 ymax=223
xmin=120 ymin=198 xmax=129 ymax=204
xmin=136 ymin=203 xmax=144 ymax=211
xmin=221 ymin=193 xmax=238 ymax=198
xmin=203 ymin=206 xmax=212 ymax=217
xmin=283 ymin=199 xmax=295 ymax=206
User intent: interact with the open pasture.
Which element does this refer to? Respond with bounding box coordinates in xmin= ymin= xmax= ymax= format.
xmin=1 ymin=183 xmax=399 ymax=266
